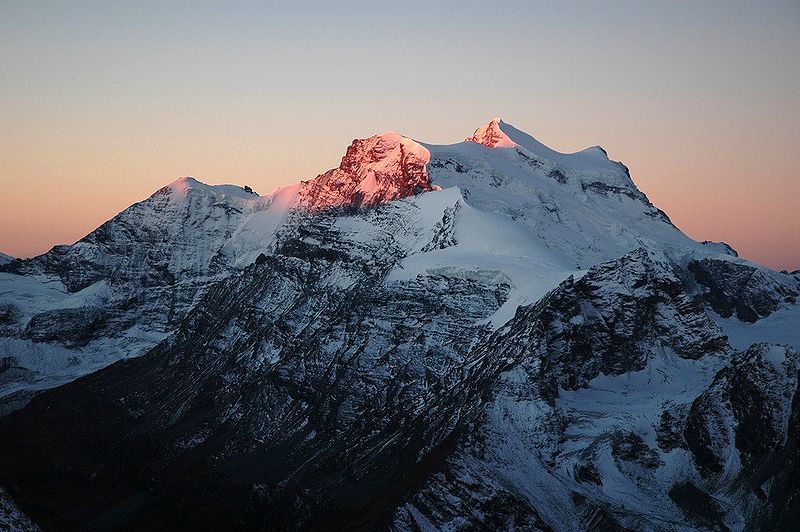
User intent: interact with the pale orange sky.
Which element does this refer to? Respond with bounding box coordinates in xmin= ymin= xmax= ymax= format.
xmin=1 ymin=2 xmax=798 ymax=271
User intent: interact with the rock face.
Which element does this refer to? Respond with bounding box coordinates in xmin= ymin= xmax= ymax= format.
xmin=475 ymin=248 xmax=729 ymax=403
xmin=299 ymin=131 xmax=433 ymax=210
xmin=21 ymin=307 xmax=105 ymax=347
xmin=684 ymin=343 xmax=800 ymax=529
xmin=0 ymin=119 xmax=798 ymax=530
xmin=689 ymin=257 xmax=799 ymax=322
xmin=392 ymin=248 xmax=798 ymax=531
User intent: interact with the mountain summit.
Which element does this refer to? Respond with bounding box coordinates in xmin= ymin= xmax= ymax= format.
xmin=468 ymin=117 xmax=614 ymax=169
xmin=467 ymin=117 xmax=518 ymax=148
xmin=0 ymin=119 xmax=798 ymax=530
xmin=298 ymin=131 xmax=434 ymax=210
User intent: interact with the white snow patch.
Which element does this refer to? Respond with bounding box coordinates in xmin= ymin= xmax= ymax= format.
xmin=712 ymin=305 xmax=800 ymax=351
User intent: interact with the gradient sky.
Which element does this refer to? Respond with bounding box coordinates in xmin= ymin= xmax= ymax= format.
xmin=1 ymin=1 xmax=798 ymax=270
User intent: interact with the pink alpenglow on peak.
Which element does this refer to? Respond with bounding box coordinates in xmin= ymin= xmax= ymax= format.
xmin=466 ymin=118 xmax=625 ymax=179
xmin=299 ymin=131 xmax=435 ymax=210
xmin=466 ymin=118 xmax=518 ymax=149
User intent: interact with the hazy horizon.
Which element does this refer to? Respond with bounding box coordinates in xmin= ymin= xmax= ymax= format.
xmin=2 ymin=1 xmax=799 ymax=270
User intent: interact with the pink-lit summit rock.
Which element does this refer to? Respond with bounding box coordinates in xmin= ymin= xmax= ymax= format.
xmin=466 ymin=117 xmax=518 ymax=148
xmin=299 ymin=131 xmax=433 ymax=210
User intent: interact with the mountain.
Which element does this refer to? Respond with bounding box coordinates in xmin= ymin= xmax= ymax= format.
xmin=0 ymin=132 xmax=436 ymax=412
xmin=0 ymin=177 xmax=272 ymax=412
xmin=0 ymin=119 xmax=798 ymax=530
xmin=0 ymin=252 xmax=13 ymax=266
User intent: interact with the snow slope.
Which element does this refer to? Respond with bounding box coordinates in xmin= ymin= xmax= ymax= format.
xmin=426 ymin=120 xmax=702 ymax=269
xmin=714 ymin=307 xmax=800 ymax=351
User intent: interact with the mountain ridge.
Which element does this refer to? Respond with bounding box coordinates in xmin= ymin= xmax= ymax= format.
xmin=0 ymin=119 xmax=775 ymax=409
xmin=1 ymin=118 xmax=798 ymax=530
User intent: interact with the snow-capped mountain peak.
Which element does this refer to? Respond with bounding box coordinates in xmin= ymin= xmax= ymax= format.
xmin=466 ymin=118 xmax=626 ymax=178
xmin=158 ymin=175 xmax=265 ymax=203
xmin=466 ymin=117 xmax=517 ymax=148
xmin=297 ymin=131 xmax=434 ymax=210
